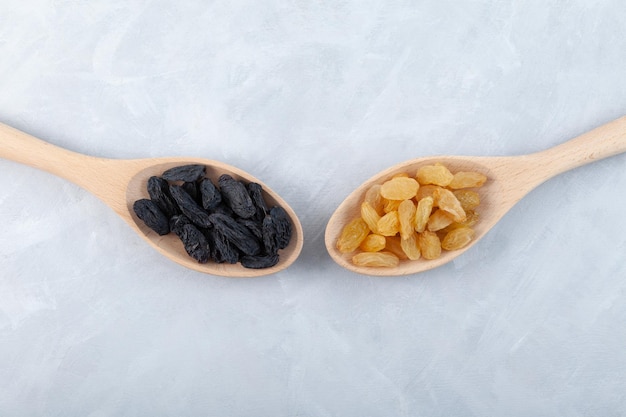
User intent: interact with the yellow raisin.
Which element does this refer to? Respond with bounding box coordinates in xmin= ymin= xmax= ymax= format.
xmin=415 ymin=185 xmax=442 ymax=206
xmin=416 ymin=164 xmax=454 ymax=186
xmin=364 ymin=184 xmax=385 ymax=215
xmin=383 ymin=198 xmax=403 ymax=213
xmin=427 ymin=209 xmax=455 ymax=232
xmin=360 ymin=201 xmax=381 ymax=234
xmin=448 ymin=171 xmax=487 ymax=189
xmin=442 ymin=210 xmax=479 ymax=233
xmin=337 ymin=218 xmax=370 ymax=253
xmin=414 ymin=196 xmax=434 ymax=233
xmin=452 ymin=190 xmax=480 ymax=211
xmin=441 ymin=227 xmax=475 ymax=250
xmin=463 ymin=210 xmax=479 ymax=227
xmin=418 ymin=230 xmax=442 ymax=259
xmin=385 ymin=236 xmax=409 ymax=260
xmin=359 ymin=233 xmax=386 ymax=252
xmin=352 ymin=251 xmax=400 ymax=267
xmin=380 ymin=177 xmax=420 ymax=200
xmin=377 ymin=211 xmax=400 ymax=236
xmin=398 ymin=199 xmax=417 ymax=240
xmin=433 ymin=187 xmax=466 ymax=222
xmin=400 ymin=232 xmax=421 ymax=260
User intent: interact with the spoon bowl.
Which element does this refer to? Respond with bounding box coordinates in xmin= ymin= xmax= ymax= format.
xmin=325 ymin=115 xmax=626 ymax=276
xmin=0 ymin=123 xmax=303 ymax=277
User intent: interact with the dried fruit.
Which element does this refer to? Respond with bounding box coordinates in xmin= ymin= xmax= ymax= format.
xmin=262 ymin=215 xmax=278 ymax=256
xmin=383 ymin=198 xmax=403 ymax=213
xmin=433 ymin=187 xmax=466 ymax=222
xmin=398 ymin=199 xmax=416 ymax=240
xmin=247 ymin=182 xmax=268 ymax=221
xmin=352 ymin=251 xmax=400 ymax=267
xmin=359 ymin=234 xmax=386 ymax=252
xmin=380 ymin=177 xmax=420 ymax=200
xmin=461 ymin=210 xmax=479 ymax=227
xmin=377 ymin=211 xmax=400 ymax=236
xmin=133 ymin=199 xmax=170 ymax=236
xmin=360 ymin=202 xmax=381 ymax=234
xmin=416 ymin=164 xmax=454 ymax=186
xmin=385 ymin=236 xmax=409 ymax=260
xmin=207 ymin=228 xmax=239 ymax=264
xmin=337 ymin=218 xmax=369 ymax=253
xmin=415 ymin=185 xmax=442 ymax=206
xmin=448 ymin=171 xmax=487 ymax=189
xmin=178 ymin=224 xmax=211 ymax=263
xmin=199 ymin=178 xmax=222 ymax=211
xmin=218 ymin=174 xmax=256 ymax=219
xmin=414 ymin=196 xmax=434 ymax=233
xmin=400 ymin=232 xmax=421 ymax=260
xmin=364 ymin=184 xmax=385 ymax=215
xmin=452 ymin=190 xmax=480 ymax=211
xmin=147 ymin=176 xmax=179 ymax=218
xmin=237 ymin=218 xmax=264 ymax=241
xmin=162 ymin=164 xmax=206 ymax=182
xmin=269 ymin=206 xmax=292 ymax=249
xmin=338 ymin=162 xmax=486 ymax=269
xmin=133 ymin=165 xmax=292 ymax=269
xmin=182 ymin=181 xmax=200 ymax=204
xmin=427 ymin=209 xmax=454 ymax=232
xmin=442 ymin=210 xmax=479 ymax=232
xmin=212 ymin=202 xmax=234 ymax=217
xmin=240 ymin=254 xmax=279 ymax=269
xmin=418 ymin=230 xmax=442 ymax=260
xmin=209 ymin=213 xmax=261 ymax=256
xmin=441 ymin=227 xmax=475 ymax=250
xmin=169 ymin=184 xmax=213 ymax=228
xmin=169 ymin=214 xmax=192 ymax=237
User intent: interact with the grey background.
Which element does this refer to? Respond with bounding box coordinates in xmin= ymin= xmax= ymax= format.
xmin=1 ymin=1 xmax=626 ymax=416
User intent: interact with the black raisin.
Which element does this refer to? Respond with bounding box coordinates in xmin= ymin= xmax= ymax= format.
xmin=240 ymin=254 xmax=279 ymax=269
xmin=199 ymin=178 xmax=222 ymax=210
xmin=247 ymin=182 xmax=268 ymax=221
xmin=169 ymin=184 xmax=212 ymax=228
xmin=211 ymin=202 xmax=234 ymax=217
xmin=147 ymin=176 xmax=179 ymax=218
xmin=218 ymin=174 xmax=256 ymax=219
xmin=237 ymin=218 xmax=263 ymax=241
xmin=177 ymin=224 xmax=211 ymax=263
xmin=209 ymin=213 xmax=261 ymax=256
xmin=269 ymin=206 xmax=292 ymax=249
xmin=170 ymin=214 xmax=192 ymax=237
xmin=133 ymin=199 xmax=170 ymax=236
xmin=162 ymin=164 xmax=206 ymax=182
xmin=182 ymin=181 xmax=201 ymax=204
xmin=261 ymin=215 xmax=278 ymax=256
xmin=207 ymin=228 xmax=240 ymax=264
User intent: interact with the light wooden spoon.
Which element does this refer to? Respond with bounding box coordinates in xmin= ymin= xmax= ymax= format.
xmin=0 ymin=122 xmax=303 ymax=277
xmin=325 ymin=115 xmax=626 ymax=276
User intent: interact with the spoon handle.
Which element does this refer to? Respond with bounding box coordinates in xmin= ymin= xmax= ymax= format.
xmin=0 ymin=122 xmax=127 ymax=203
xmin=527 ymin=115 xmax=626 ymax=180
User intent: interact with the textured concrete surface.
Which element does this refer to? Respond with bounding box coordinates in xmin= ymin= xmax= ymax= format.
xmin=1 ymin=1 xmax=626 ymax=416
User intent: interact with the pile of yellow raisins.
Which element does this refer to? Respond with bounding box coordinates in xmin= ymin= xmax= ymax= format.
xmin=336 ymin=164 xmax=487 ymax=267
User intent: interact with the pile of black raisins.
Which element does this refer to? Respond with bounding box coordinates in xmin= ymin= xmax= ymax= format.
xmin=132 ymin=164 xmax=292 ymax=269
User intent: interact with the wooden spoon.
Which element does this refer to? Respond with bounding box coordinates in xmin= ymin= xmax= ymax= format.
xmin=325 ymin=115 xmax=626 ymax=276
xmin=0 ymin=122 xmax=303 ymax=277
